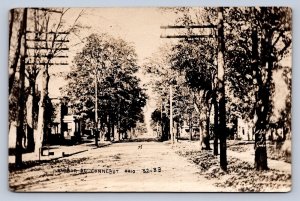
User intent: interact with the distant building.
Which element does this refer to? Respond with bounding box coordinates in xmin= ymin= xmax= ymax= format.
xmin=236 ymin=118 xmax=254 ymax=141
xmin=50 ymin=97 xmax=82 ymax=144
xmin=62 ymin=115 xmax=82 ymax=142
xmin=179 ymin=120 xmax=200 ymax=139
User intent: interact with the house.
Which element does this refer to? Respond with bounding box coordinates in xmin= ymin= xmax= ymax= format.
xmin=236 ymin=118 xmax=254 ymax=141
xmin=50 ymin=97 xmax=82 ymax=144
xmin=62 ymin=115 xmax=82 ymax=142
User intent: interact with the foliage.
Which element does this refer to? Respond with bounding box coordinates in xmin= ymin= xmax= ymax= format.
xmin=62 ymin=33 xmax=147 ymax=133
xmin=143 ymin=45 xmax=194 ymax=133
xmin=171 ymin=38 xmax=216 ymax=93
xmin=225 ymin=7 xmax=291 ymax=120
xmin=151 ymin=109 xmax=162 ymax=124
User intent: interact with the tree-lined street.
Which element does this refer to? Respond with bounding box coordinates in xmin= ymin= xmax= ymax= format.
xmin=9 ymin=7 xmax=292 ymax=192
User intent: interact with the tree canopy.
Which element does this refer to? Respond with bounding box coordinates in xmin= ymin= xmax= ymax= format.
xmin=62 ymin=33 xmax=147 ymax=136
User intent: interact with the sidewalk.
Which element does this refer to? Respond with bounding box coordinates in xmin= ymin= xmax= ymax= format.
xmin=8 ymin=140 xmax=112 ymax=164
xmin=173 ymin=140 xmax=291 ymax=173
xmin=227 ymin=149 xmax=291 ymax=172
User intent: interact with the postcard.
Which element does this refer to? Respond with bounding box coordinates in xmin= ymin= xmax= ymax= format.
xmin=8 ymin=7 xmax=292 ymax=192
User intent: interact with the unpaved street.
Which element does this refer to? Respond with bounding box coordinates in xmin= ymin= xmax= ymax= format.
xmin=9 ymin=141 xmax=229 ymax=192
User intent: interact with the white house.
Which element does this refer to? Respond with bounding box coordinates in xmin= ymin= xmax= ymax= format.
xmin=237 ymin=118 xmax=254 ymax=141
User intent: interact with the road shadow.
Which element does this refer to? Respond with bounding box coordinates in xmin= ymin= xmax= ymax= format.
xmin=113 ymin=138 xmax=160 ymax=143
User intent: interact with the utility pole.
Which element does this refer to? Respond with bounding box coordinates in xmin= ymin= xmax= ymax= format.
xmin=160 ymin=7 xmax=227 ymax=170
xmin=217 ymin=7 xmax=227 ymax=171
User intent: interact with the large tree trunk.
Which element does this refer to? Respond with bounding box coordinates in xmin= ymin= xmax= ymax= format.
xmin=252 ymin=11 xmax=272 ymax=170
xmin=199 ymin=120 xmax=207 ymax=150
xmin=15 ymin=62 xmax=26 ymax=167
xmin=199 ymin=119 xmax=204 ymax=150
xmin=161 ymin=114 xmax=169 ymax=141
xmin=254 ymin=64 xmax=272 ymax=170
xmin=115 ymin=111 xmax=120 ymax=141
xmin=213 ymin=92 xmax=219 ymax=155
xmin=254 ymin=79 xmax=269 ymax=170
xmin=189 ymin=113 xmax=193 ymax=141
xmin=200 ymin=101 xmax=211 ymax=150
xmin=15 ymin=8 xmax=28 ymax=167
xmin=204 ymin=104 xmax=211 ymax=149
xmin=106 ymin=112 xmax=111 ymax=141
xmin=26 ymin=8 xmax=41 ymax=152
xmin=26 ymin=81 xmax=36 ymax=152
xmin=9 ymin=9 xmax=15 ymax=51
xmin=35 ymin=64 xmax=50 ymax=159
xmin=60 ymin=100 xmax=68 ymax=143
xmin=194 ymin=91 xmax=210 ymax=150
xmin=254 ymin=129 xmax=268 ymax=170
xmin=169 ymin=85 xmax=174 ymax=143
xmin=111 ymin=113 xmax=115 ymax=141
xmin=176 ymin=120 xmax=180 ymax=142
xmin=9 ymin=9 xmax=26 ymax=95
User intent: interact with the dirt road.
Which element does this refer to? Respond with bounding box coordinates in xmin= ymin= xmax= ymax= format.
xmin=9 ymin=141 xmax=229 ymax=192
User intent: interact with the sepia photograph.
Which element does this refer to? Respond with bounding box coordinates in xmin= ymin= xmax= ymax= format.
xmin=8 ymin=7 xmax=292 ymax=192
